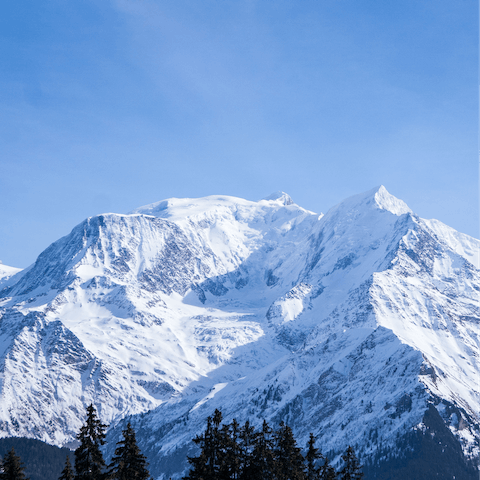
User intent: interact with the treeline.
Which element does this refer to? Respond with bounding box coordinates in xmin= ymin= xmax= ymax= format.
xmin=0 ymin=438 xmax=70 ymax=480
xmin=184 ymin=409 xmax=363 ymax=480
xmin=0 ymin=405 xmax=150 ymax=480
xmin=1 ymin=406 xmax=363 ymax=480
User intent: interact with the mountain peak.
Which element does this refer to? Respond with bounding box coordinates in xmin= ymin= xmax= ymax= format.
xmin=1 ymin=186 xmax=478 ymax=479
xmin=323 ymin=186 xmax=412 ymax=226
xmin=372 ymin=185 xmax=412 ymax=216
xmin=261 ymin=191 xmax=294 ymax=206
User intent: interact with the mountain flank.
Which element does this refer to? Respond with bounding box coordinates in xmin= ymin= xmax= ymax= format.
xmin=0 ymin=186 xmax=478 ymax=479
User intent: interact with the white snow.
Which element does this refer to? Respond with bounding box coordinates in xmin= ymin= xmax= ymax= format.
xmin=0 ymin=263 xmax=22 ymax=285
xmin=190 ymin=383 xmax=228 ymax=412
xmin=0 ymin=186 xmax=478 ymax=475
xmin=374 ymin=185 xmax=412 ymax=216
xmin=423 ymin=217 xmax=480 ymax=268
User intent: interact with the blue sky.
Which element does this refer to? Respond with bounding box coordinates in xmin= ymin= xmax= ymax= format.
xmin=1 ymin=0 xmax=478 ymax=267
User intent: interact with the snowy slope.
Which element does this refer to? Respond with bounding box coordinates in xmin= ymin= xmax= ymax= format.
xmin=102 ymin=187 xmax=479 ymax=478
xmin=0 ymin=193 xmax=317 ymax=444
xmin=0 ymin=263 xmax=22 ymax=288
xmin=0 ymin=187 xmax=478 ymax=478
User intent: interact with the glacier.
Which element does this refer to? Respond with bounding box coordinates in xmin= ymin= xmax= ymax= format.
xmin=0 ymin=186 xmax=478 ymax=478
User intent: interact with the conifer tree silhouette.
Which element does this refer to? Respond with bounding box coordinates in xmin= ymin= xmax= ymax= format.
xmin=274 ymin=422 xmax=305 ymax=480
xmin=59 ymin=456 xmax=74 ymax=480
xmin=248 ymin=420 xmax=276 ymax=480
xmin=184 ymin=411 xmax=223 ymax=480
xmin=338 ymin=446 xmax=364 ymax=480
xmin=74 ymin=404 xmax=108 ymax=480
xmin=319 ymin=457 xmax=336 ymax=480
xmin=0 ymin=448 xmax=29 ymax=480
xmin=305 ymin=433 xmax=323 ymax=480
xmin=107 ymin=423 xmax=150 ymax=480
xmin=238 ymin=420 xmax=256 ymax=479
xmin=218 ymin=419 xmax=241 ymax=480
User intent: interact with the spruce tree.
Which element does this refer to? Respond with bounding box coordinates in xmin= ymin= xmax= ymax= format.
xmin=218 ymin=419 xmax=241 ymax=480
xmin=74 ymin=404 xmax=108 ymax=480
xmin=273 ymin=422 xmax=305 ymax=480
xmin=318 ymin=457 xmax=336 ymax=480
xmin=0 ymin=448 xmax=29 ymax=480
xmin=246 ymin=420 xmax=276 ymax=480
xmin=229 ymin=419 xmax=242 ymax=480
xmin=59 ymin=456 xmax=75 ymax=480
xmin=305 ymin=433 xmax=323 ymax=480
xmin=184 ymin=415 xmax=212 ymax=480
xmin=238 ymin=420 xmax=256 ymax=480
xmin=338 ymin=446 xmax=363 ymax=480
xmin=184 ymin=410 xmax=224 ymax=480
xmin=210 ymin=409 xmax=224 ymax=478
xmin=107 ymin=423 xmax=150 ymax=480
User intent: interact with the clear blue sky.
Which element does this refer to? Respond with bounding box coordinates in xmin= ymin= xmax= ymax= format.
xmin=1 ymin=0 xmax=478 ymax=267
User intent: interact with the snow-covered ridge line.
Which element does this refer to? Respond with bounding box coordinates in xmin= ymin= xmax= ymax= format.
xmin=0 ymin=186 xmax=478 ymax=479
xmin=0 ymin=263 xmax=22 ymax=281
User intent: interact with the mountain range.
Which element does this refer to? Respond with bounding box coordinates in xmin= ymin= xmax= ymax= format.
xmin=0 ymin=186 xmax=478 ymax=479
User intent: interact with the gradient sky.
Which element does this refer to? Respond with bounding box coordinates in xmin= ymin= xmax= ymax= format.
xmin=1 ymin=0 xmax=478 ymax=268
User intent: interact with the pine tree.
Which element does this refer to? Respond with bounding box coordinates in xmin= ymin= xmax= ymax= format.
xmin=229 ymin=419 xmax=242 ymax=480
xmin=184 ymin=410 xmax=224 ymax=480
xmin=0 ymin=448 xmax=29 ymax=480
xmin=245 ymin=420 xmax=276 ymax=480
xmin=273 ymin=422 xmax=305 ymax=480
xmin=107 ymin=423 xmax=150 ymax=480
xmin=318 ymin=457 xmax=336 ymax=480
xmin=238 ymin=420 xmax=256 ymax=480
xmin=183 ymin=415 xmax=212 ymax=480
xmin=59 ymin=456 xmax=75 ymax=480
xmin=338 ymin=446 xmax=363 ymax=480
xmin=305 ymin=433 xmax=323 ymax=480
xmin=210 ymin=409 xmax=224 ymax=479
xmin=217 ymin=419 xmax=241 ymax=480
xmin=74 ymin=404 xmax=108 ymax=480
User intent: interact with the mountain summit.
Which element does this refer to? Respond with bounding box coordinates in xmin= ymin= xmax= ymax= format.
xmin=0 ymin=187 xmax=478 ymax=478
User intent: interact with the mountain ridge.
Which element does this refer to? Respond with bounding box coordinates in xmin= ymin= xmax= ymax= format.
xmin=0 ymin=186 xmax=478 ymax=478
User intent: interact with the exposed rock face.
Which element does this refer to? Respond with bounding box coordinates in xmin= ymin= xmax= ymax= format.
xmin=0 ymin=187 xmax=478 ymax=478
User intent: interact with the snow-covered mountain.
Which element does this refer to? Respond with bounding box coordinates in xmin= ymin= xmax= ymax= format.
xmin=0 ymin=262 xmax=22 ymax=285
xmin=0 ymin=187 xmax=478 ymax=478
